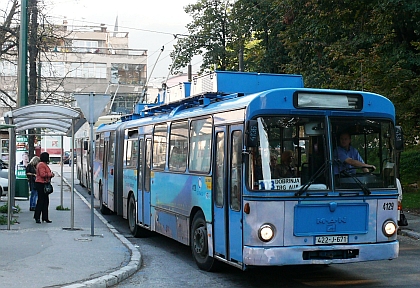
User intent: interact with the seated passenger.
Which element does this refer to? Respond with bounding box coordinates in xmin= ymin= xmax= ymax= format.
xmin=270 ymin=155 xmax=281 ymax=178
xmin=333 ymin=132 xmax=376 ymax=175
xmin=278 ymin=150 xmax=297 ymax=177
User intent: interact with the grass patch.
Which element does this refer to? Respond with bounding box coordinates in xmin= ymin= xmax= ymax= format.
xmin=0 ymin=215 xmax=18 ymax=225
xmin=402 ymin=189 xmax=420 ymax=209
xmin=0 ymin=204 xmax=20 ymax=213
xmin=56 ymin=205 xmax=70 ymax=211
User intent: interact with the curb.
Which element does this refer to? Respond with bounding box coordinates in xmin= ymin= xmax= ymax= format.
xmin=60 ymin=175 xmax=141 ymax=288
xmin=399 ymin=229 xmax=420 ymax=240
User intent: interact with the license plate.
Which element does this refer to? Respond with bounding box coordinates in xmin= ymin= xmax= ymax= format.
xmin=315 ymin=235 xmax=348 ymax=244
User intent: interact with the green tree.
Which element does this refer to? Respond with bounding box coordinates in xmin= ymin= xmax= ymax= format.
xmin=171 ymin=0 xmax=236 ymax=73
xmin=278 ymin=0 xmax=420 ymax=144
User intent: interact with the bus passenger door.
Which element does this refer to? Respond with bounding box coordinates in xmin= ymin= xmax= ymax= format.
xmin=213 ymin=125 xmax=243 ymax=263
xmin=137 ymin=137 xmax=152 ymax=227
xmin=102 ymin=136 xmax=109 ymax=205
xmin=104 ymin=131 xmax=117 ymax=212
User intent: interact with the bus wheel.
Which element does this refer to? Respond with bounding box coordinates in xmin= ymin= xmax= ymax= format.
xmin=99 ymin=184 xmax=110 ymax=215
xmin=128 ymin=195 xmax=148 ymax=237
xmin=191 ymin=211 xmax=215 ymax=271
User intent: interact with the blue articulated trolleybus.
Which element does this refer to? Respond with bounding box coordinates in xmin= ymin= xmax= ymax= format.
xmin=93 ymin=71 xmax=402 ymax=271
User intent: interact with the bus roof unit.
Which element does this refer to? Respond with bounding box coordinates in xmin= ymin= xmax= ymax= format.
xmin=190 ymin=70 xmax=304 ymax=96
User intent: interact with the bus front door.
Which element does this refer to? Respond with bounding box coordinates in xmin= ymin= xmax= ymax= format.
xmin=213 ymin=125 xmax=243 ymax=264
xmin=137 ymin=137 xmax=151 ymax=227
xmin=102 ymin=136 xmax=109 ymax=206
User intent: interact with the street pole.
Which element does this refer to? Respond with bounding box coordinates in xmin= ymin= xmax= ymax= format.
xmin=18 ymin=0 xmax=28 ymax=108
xmin=89 ymin=93 xmax=95 ymax=236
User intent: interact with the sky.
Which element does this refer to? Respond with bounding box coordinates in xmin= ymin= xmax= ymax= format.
xmin=42 ymin=0 xmax=201 ymax=85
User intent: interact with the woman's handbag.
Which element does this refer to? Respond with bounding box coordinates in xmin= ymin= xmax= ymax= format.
xmin=44 ymin=182 xmax=53 ymax=194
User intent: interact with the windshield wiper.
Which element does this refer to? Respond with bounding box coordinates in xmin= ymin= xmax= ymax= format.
xmin=339 ymin=169 xmax=371 ymax=195
xmin=296 ymin=161 xmax=328 ymax=196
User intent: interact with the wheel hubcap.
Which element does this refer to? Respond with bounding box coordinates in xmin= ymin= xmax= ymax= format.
xmin=193 ymin=226 xmax=206 ymax=255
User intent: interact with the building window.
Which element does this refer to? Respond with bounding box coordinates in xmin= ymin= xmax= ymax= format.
xmin=69 ymin=63 xmax=106 ymax=78
xmin=40 ymin=62 xmax=65 ymax=78
xmin=0 ymin=60 xmax=18 ymax=76
xmin=72 ymin=40 xmax=99 ymax=53
xmin=110 ymin=63 xmax=146 ymax=85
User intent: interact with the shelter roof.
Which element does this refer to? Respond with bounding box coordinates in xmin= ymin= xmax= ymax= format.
xmin=4 ymin=104 xmax=81 ymax=134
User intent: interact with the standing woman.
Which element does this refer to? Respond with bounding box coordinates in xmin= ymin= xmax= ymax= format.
xmin=26 ymin=156 xmax=40 ymax=211
xmin=34 ymin=152 xmax=54 ymax=223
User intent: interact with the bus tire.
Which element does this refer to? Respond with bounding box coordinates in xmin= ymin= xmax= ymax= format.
xmin=191 ymin=211 xmax=215 ymax=271
xmin=128 ymin=195 xmax=148 ymax=237
xmin=99 ymin=184 xmax=111 ymax=215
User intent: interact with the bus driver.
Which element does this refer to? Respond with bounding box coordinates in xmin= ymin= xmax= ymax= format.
xmin=334 ymin=132 xmax=376 ymax=175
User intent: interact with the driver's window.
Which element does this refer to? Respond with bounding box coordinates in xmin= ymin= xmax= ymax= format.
xmin=331 ymin=118 xmax=395 ymax=189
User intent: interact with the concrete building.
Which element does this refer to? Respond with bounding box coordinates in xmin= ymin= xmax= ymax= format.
xmin=0 ymin=21 xmax=149 ymax=117
xmin=0 ymin=20 xmax=150 ymax=162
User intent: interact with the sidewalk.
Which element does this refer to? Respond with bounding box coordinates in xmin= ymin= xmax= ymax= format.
xmin=0 ymin=165 xmax=141 ymax=288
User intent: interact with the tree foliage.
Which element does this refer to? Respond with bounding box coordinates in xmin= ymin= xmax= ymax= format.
xmin=173 ymin=0 xmax=420 ymax=144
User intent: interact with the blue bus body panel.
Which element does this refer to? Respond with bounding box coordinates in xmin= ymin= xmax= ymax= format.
xmin=151 ymin=172 xmax=212 ymax=232
xmin=294 ymin=203 xmax=369 ymax=236
xmin=122 ymin=168 xmax=137 ymax=219
xmin=122 ymin=168 xmax=137 ymax=194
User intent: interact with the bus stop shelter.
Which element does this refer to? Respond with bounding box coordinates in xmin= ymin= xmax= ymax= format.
xmin=3 ymin=104 xmax=82 ymax=229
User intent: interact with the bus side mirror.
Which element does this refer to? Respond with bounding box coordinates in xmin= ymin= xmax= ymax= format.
xmin=395 ymin=126 xmax=404 ymax=151
xmin=245 ymin=120 xmax=258 ymax=147
xmin=83 ymin=140 xmax=89 ymax=150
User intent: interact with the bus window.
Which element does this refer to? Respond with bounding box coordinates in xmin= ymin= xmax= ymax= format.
xmin=169 ymin=121 xmax=188 ymax=172
xmin=189 ymin=118 xmax=212 ymax=173
xmin=124 ymin=140 xmax=132 ymax=167
xmin=230 ymin=130 xmax=242 ymax=211
xmin=331 ymin=118 xmax=396 ymax=189
xmin=109 ymin=131 xmax=115 ymax=164
xmin=249 ymin=116 xmax=327 ymax=191
xmin=130 ymin=140 xmax=138 ymax=167
xmin=214 ymin=132 xmax=225 ymax=207
xmin=153 ymin=124 xmax=167 ymax=170
xmin=98 ymin=135 xmax=104 ymax=161
xmin=95 ymin=134 xmax=101 ymax=161
xmin=145 ymin=139 xmax=151 ymax=191
xmin=138 ymin=139 xmax=143 ymax=190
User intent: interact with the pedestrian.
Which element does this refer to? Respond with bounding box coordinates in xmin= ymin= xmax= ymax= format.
xmin=34 ymin=152 xmax=55 ymax=224
xmin=26 ymin=156 xmax=40 ymax=211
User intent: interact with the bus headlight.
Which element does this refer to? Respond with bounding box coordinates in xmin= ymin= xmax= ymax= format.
xmin=258 ymin=224 xmax=275 ymax=242
xmin=383 ymin=220 xmax=397 ymax=237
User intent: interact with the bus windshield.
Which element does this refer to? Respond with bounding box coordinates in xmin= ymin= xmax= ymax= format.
xmin=248 ymin=116 xmax=396 ymax=192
